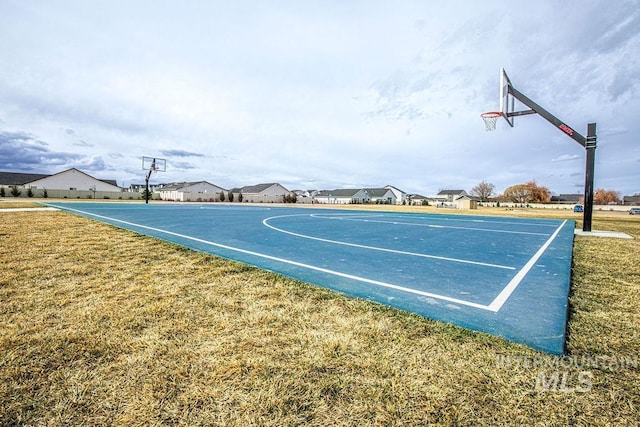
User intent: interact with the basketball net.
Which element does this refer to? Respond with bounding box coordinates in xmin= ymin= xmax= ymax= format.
xmin=481 ymin=112 xmax=502 ymax=131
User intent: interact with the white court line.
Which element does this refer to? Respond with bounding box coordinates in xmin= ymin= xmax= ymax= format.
xmin=326 ymin=213 xmax=560 ymax=228
xmin=487 ymin=220 xmax=567 ymax=312
xmin=49 ymin=204 xmax=492 ymax=311
xmin=310 ymin=214 xmax=549 ymax=236
xmin=263 ymin=214 xmax=515 ymax=270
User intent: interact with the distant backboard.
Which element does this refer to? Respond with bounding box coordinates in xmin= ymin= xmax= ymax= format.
xmin=142 ymin=156 xmax=166 ymax=172
xmin=500 ymin=68 xmax=515 ymax=127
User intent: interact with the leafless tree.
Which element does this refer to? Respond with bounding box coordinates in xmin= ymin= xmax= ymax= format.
xmin=471 ymin=180 xmax=495 ymax=201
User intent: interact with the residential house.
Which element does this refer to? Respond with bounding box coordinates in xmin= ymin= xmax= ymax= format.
xmin=0 ymin=171 xmax=49 ymax=188
xmin=314 ymin=189 xmax=369 ymax=204
xmin=128 ymin=183 xmax=165 ymax=194
xmin=550 ymin=194 xmax=583 ymax=204
xmin=233 ymin=183 xmax=292 ymax=203
xmin=436 ymin=189 xmax=468 ymax=203
xmin=157 ymin=181 xmax=226 ymax=202
xmin=406 ymin=194 xmax=430 ymax=205
xmin=0 ymin=168 xmax=123 ymax=198
xmin=384 ymin=185 xmax=407 ymax=205
xmin=364 ymin=188 xmax=396 ymax=204
xmin=623 ymin=194 xmax=640 ymax=206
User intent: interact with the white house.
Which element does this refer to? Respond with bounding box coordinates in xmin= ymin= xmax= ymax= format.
xmin=384 ymin=185 xmax=407 ymax=204
xmin=436 ymin=189 xmax=468 ymax=203
xmin=158 ymin=181 xmax=226 ymax=202
xmin=314 ymin=189 xmax=370 ymax=204
xmin=27 ymin=168 xmax=122 ymax=192
xmin=0 ymin=168 xmax=123 ymax=198
xmin=364 ymin=188 xmax=396 ymax=204
xmin=407 ymin=194 xmax=430 ymax=205
xmin=233 ymin=183 xmax=292 ymax=203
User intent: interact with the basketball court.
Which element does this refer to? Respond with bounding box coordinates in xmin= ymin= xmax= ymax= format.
xmin=46 ymin=202 xmax=575 ymax=355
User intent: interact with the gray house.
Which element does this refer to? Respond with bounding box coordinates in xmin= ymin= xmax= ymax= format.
xmin=232 ymin=183 xmax=292 ymax=203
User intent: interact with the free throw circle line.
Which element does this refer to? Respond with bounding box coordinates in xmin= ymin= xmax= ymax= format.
xmin=263 ymin=214 xmax=515 ymax=270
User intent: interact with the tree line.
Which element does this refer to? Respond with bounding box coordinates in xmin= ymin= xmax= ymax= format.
xmin=470 ymin=180 xmax=625 ymax=205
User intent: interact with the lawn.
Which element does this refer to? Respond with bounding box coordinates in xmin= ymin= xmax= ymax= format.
xmin=1 ymin=201 xmax=639 ymax=425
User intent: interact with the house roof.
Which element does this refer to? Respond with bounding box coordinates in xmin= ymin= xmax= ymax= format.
xmin=364 ymin=188 xmax=392 ymax=197
xmin=550 ymin=193 xmax=582 ymax=202
xmin=437 ymin=189 xmax=467 ymax=195
xmin=1 ymin=168 xmax=120 ymax=188
xmin=384 ymin=185 xmax=406 ymax=194
xmin=456 ymin=194 xmax=480 ymax=201
xmin=316 ymin=188 xmax=362 ymax=197
xmin=158 ymin=181 xmax=224 ymax=191
xmin=158 ymin=182 xmax=192 ymax=191
xmin=0 ymin=171 xmax=51 ymax=185
xmin=240 ymin=183 xmax=278 ymax=194
xmin=623 ymin=195 xmax=640 ymax=205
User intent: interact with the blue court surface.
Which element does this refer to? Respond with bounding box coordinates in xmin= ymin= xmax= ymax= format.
xmin=47 ymin=203 xmax=575 ymax=354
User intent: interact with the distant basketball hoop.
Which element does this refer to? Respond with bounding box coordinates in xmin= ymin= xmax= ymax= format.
xmin=480 ymin=111 xmax=502 ymax=131
xmin=142 ymin=156 xmax=166 ymax=204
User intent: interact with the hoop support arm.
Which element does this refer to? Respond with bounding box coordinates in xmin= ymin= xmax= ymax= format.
xmin=507 ymin=109 xmax=536 ymax=117
xmin=508 ymin=85 xmax=586 ymax=147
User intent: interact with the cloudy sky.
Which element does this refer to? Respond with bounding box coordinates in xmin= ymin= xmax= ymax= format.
xmin=1 ymin=0 xmax=639 ymax=196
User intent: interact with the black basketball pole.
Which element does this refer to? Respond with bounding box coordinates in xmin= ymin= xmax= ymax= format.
xmin=145 ymin=164 xmax=153 ymax=204
xmin=583 ymin=123 xmax=597 ymax=232
xmin=145 ymin=172 xmax=150 ymax=204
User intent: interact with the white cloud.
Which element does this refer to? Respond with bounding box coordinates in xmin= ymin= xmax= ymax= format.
xmin=0 ymin=0 xmax=638 ymax=195
xmin=552 ymin=154 xmax=581 ymax=162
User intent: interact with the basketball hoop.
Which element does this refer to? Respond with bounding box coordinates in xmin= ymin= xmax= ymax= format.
xmin=481 ymin=111 xmax=502 ymax=131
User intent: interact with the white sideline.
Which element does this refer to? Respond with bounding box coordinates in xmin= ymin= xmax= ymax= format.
xmin=487 ymin=220 xmax=567 ymax=312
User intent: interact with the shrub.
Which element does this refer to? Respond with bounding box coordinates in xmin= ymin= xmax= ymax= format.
xmin=282 ymin=193 xmax=298 ymax=203
xmin=0 ymin=187 xmax=4 ymax=197
xmin=42 ymin=188 xmax=48 ymax=198
xmin=228 ymin=192 xmax=234 ymax=202
xmin=27 ymin=188 xmax=34 ymax=197
xmin=10 ymin=186 xmax=21 ymax=197
xmin=219 ymin=191 xmax=226 ymax=202
xmin=238 ymin=193 xmax=243 ymax=203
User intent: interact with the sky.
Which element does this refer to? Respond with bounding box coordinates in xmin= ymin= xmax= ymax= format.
xmin=1 ymin=0 xmax=639 ymax=196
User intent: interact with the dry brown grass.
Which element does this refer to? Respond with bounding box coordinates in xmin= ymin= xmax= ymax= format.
xmin=0 ymin=199 xmax=41 ymax=209
xmin=1 ymin=205 xmax=639 ymax=425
